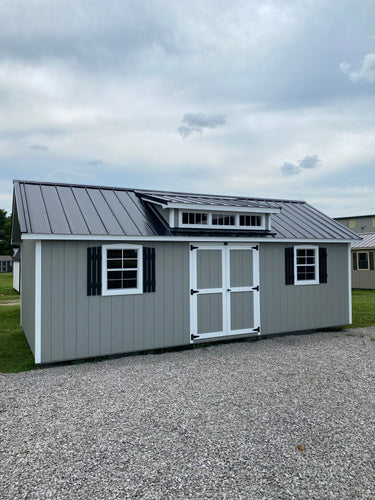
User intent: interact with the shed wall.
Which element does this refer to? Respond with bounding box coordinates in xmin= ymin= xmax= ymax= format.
xmin=336 ymin=217 xmax=375 ymax=233
xmin=352 ymin=269 xmax=375 ymax=289
xmin=21 ymin=240 xmax=36 ymax=355
xmin=40 ymin=241 xmax=190 ymax=363
xmin=259 ymin=242 xmax=350 ymax=334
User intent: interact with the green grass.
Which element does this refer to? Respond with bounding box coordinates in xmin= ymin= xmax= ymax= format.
xmin=0 ymin=305 xmax=36 ymax=372
xmin=0 ymin=273 xmax=20 ymax=303
xmin=347 ymin=289 xmax=375 ymax=329
xmin=0 ymin=273 xmax=36 ymax=373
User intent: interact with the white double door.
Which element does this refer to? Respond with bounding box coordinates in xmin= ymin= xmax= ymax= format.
xmin=189 ymin=243 xmax=260 ymax=342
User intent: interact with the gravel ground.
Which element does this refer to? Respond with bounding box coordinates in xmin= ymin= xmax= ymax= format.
xmin=1 ymin=328 xmax=375 ymax=499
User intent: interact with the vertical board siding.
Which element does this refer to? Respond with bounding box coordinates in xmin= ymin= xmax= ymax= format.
xmin=259 ymin=242 xmax=349 ymax=334
xmin=41 ymin=241 xmax=190 ymax=363
xmin=352 ymin=268 xmax=375 ymax=289
xmin=21 ymin=240 xmax=36 ymax=355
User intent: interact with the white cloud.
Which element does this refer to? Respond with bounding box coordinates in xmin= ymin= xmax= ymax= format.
xmin=340 ymin=53 xmax=375 ymax=83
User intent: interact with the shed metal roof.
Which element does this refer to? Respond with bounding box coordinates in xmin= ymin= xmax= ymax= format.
xmin=351 ymin=233 xmax=375 ymax=249
xmin=13 ymin=180 xmax=360 ymax=241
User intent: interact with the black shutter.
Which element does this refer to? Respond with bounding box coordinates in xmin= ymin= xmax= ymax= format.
xmin=353 ymin=252 xmax=358 ymax=271
xmin=87 ymin=247 xmax=102 ymax=296
xmin=143 ymin=247 xmax=156 ymax=293
xmin=319 ymin=247 xmax=328 ymax=284
xmin=285 ymin=247 xmax=294 ymax=285
xmin=370 ymin=251 xmax=374 ymax=271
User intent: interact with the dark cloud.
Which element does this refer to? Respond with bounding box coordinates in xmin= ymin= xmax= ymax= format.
xmin=281 ymin=155 xmax=321 ymax=176
xmin=29 ymin=144 xmax=49 ymax=151
xmin=177 ymin=112 xmax=226 ymax=138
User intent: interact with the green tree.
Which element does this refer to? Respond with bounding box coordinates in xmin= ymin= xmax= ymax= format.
xmin=0 ymin=209 xmax=12 ymax=255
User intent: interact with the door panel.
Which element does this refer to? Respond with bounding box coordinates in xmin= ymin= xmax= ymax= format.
xmin=197 ymin=293 xmax=223 ymax=334
xmin=230 ymin=291 xmax=254 ymax=331
xmin=230 ymin=249 xmax=253 ymax=287
xmin=197 ymin=249 xmax=222 ymax=289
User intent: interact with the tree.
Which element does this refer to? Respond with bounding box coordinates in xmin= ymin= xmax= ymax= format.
xmin=0 ymin=209 xmax=12 ymax=255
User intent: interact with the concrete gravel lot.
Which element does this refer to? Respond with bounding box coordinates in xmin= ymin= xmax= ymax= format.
xmin=1 ymin=328 xmax=375 ymax=499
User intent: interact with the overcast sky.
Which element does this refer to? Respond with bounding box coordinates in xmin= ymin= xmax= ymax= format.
xmin=0 ymin=0 xmax=374 ymax=217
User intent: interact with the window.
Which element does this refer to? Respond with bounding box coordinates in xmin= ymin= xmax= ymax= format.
xmin=212 ymin=213 xmax=235 ymax=226
xmin=182 ymin=212 xmax=208 ymax=225
xmin=239 ymin=215 xmax=262 ymax=227
xmin=102 ymin=244 xmax=143 ymax=296
xmin=357 ymin=252 xmax=369 ymax=270
xmin=294 ymin=246 xmax=319 ymax=285
xmin=179 ymin=211 xmax=265 ymax=229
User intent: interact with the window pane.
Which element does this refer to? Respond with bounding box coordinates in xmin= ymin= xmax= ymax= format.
xmin=201 ymin=214 xmax=207 ymax=224
xmin=123 ymin=259 xmax=138 ymax=269
xmin=123 ymin=249 xmax=137 ymax=259
xmin=107 ymin=249 xmax=122 ymax=259
xmin=358 ymin=253 xmax=369 ymax=269
xmin=182 ymin=213 xmax=188 ymax=224
xmin=108 ymin=270 xmax=122 ymax=280
xmin=123 ymin=270 xmax=137 ymax=279
xmin=107 ymin=259 xmax=123 ymax=269
xmin=123 ymin=279 xmax=137 ymax=288
xmin=306 ymin=249 xmax=314 ymax=257
xmin=107 ymin=279 xmax=122 ymax=289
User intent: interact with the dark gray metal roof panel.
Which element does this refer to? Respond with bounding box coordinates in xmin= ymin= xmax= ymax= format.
xmin=100 ymin=189 xmax=143 ymax=235
xmin=71 ymin=187 xmax=108 ymax=235
xmin=85 ymin=188 xmax=124 ymax=235
xmin=13 ymin=180 xmax=359 ymax=240
xmin=138 ymin=191 xmax=274 ymax=208
xmin=56 ymin=186 xmax=90 ymax=234
xmin=40 ymin=185 xmax=71 ymax=234
xmin=24 ymin=183 xmax=51 ymax=233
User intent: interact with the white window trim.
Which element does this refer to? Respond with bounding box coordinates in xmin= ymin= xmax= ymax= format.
xmin=102 ymin=244 xmax=143 ymax=296
xmin=294 ymin=245 xmax=319 ymax=285
xmin=178 ymin=210 xmax=266 ymax=230
xmin=356 ymin=251 xmax=370 ymax=271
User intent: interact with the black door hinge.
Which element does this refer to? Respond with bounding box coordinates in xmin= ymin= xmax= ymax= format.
xmin=252 ymin=245 xmax=259 ymax=251
xmin=190 ymin=244 xmax=199 ymax=251
xmin=190 ymin=289 xmax=199 ymax=295
xmin=191 ymin=334 xmax=200 ymax=341
xmin=252 ymin=326 xmax=260 ymax=333
xmin=252 ymin=285 xmax=259 ymax=291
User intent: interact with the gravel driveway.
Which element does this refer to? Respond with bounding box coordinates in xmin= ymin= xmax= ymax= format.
xmin=1 ymin=328 xmax=375 ymax=499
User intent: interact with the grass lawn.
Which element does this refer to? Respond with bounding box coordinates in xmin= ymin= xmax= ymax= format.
xmin=1 ymin=269 xmax=375 ymax=373
xmin=348 ymin=289 xmax=375 ymax=329
xmin=0 ymin=273 xmax=36 ymax=373
xmin=0 ymin=272 xmax=20 ymax=303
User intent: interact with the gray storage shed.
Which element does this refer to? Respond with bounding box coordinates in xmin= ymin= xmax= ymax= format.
xmin=11 ymin=180 xmax=359 ymax=364
xmin=351 ymin=233 xmax=375 ymax=289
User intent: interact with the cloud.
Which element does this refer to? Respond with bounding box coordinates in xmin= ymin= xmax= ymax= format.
xmin=281 ymin=155 xmax=321 ymax=176
xmin=86 ymin=159 xmax=104 ymax=165
xmin=177 ymin=112 xmax=226 ymax=138
xmin=340 ymin=53 xmax=375 ymax=83
xmin=29 ymin=144 xmax=49 ymax=151
xmin=281 ymin=162 xmax=300 ymax=175
xmin=298 ymin=155 xmax=320 ymax=169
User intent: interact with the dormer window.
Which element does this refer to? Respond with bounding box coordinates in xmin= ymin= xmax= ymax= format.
xmin=179 ymin=211 xmax=266 ymax=229
xmin=182 ymin=212 xmax=208 ymax=225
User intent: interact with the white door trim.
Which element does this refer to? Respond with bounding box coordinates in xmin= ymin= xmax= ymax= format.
xmin=189 ymin=242 xmax=260 ymax=342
